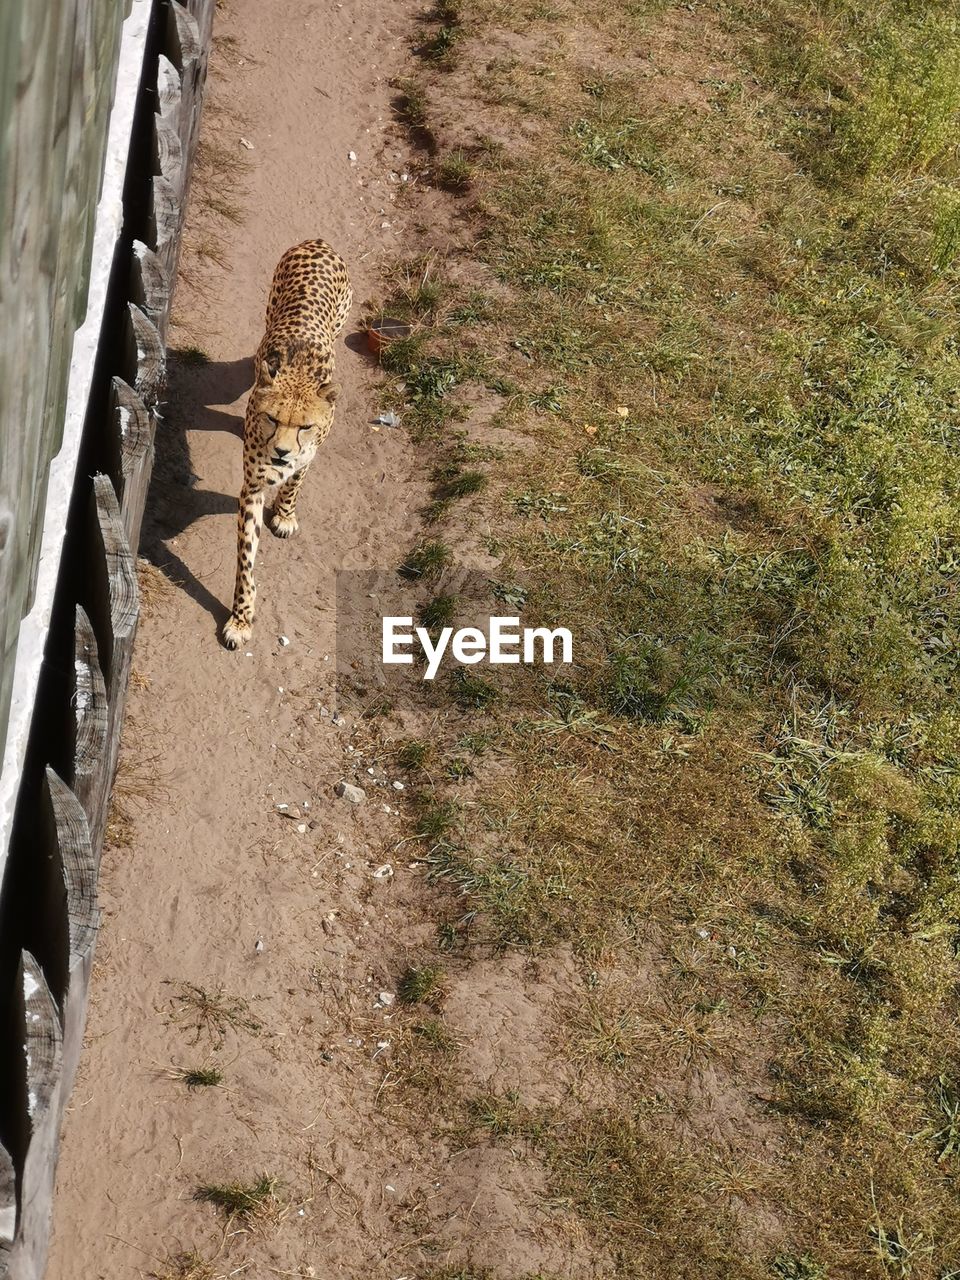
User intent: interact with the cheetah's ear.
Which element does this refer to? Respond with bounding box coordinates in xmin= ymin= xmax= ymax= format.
xmin=318 ymin=382 xmax=339 ymax=404
xmin=263 ymin=349 xmax=282 ymax=379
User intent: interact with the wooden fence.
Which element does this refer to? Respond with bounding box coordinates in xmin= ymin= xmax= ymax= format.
xmin=0 ymin=1 xmax=213 ymax=1274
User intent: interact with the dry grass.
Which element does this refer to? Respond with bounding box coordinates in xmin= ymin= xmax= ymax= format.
xmin=104 ymin=732 xmax=167 ymax=849
xmin=137 ymin=556 xmax=175 ymax=617
xmin=149 ymin=1251 xmax=224 ymax=1280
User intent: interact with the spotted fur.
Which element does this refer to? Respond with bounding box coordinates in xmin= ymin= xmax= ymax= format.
xmin=222 ymin=239 xmax=352 ymax=650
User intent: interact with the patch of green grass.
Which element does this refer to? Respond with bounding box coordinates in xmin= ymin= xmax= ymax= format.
xmin=194 ymin=1174 xmax=277 ymax=1220
xmin=172 ymin=1065 xmax=224 ymax=1090
xmin=410 ymin=1016 xmax=458 ymax=1052
xmin=435 ymin=149 xmax=473 ymax=189
xmin=416 ymin=799 xmax=458 ymax=840
xmin=401 ymin=540 xmax=451 ymax=580
xmin=771 ymin=1257 xmax=828 ymax=1280
xmin=467 ymin=1090 xmax=528 ymax=1138
xmin=420 ymin=594 xmax=458 ymax=630
xmin=450 ymin=669 xmax=498 ymax=711
xmin=396 ymin=738 xmax=431 ymax=770
xmin=398 ymin=964 xmax=447 ymax=1005
xmin=445 ymin=757 xmax=474 ymax=780
xmin=393 ymin=77 xmax=430 ymax=128
xmin=444 ymin=469 xmax=487 ymax=499
xmin=922 ymin=1076 xmax=960 ymax=1163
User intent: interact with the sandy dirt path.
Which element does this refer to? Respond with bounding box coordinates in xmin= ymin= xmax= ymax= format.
xmin=46 ymin=1 xmax=444 ymax=1275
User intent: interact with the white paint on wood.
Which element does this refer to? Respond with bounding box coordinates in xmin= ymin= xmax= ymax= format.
xmin=0 ymin=0 xmax=152 ymax=877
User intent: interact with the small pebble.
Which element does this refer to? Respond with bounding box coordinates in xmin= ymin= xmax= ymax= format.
xmin=278 ymin=635 xmax=290 ymax=646
xmin=372 ymin=863 xmax=393 ymax=879
xmin=378 ymin=991 xmax=396 ymax=1007
xmin=336 ymin=781 xmax=365 ymax=804
xmin=392 ymin=780 xmax=405 ymax=791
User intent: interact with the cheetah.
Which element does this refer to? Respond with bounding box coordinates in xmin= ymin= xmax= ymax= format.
xmin=222 ymin=239 xmax=353 ymax=650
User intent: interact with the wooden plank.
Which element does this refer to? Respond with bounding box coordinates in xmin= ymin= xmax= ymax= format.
xmin=41 ymin=770 xmax=98 ymax=1098
xmin=185 ymin=0 xmax=215 ymax=50
xmin=89 ymin=474 xmax=139 ymax=690
xmin=129 ymin=239 xmax=169 ymax=338
xmin=6 ymin=953 xmax=63 ymax=1279
xmin=70 ymin=606 xmax=109 ymax=859
xmin=167 ymin=1 xmax=202 ymax=81
xmin=0 ymin=1135 xmax=15 ymax=1251
xmin=167 ymin=2 xmax=206 ymax=182
xmin=156 ymin=53 xmax=182 ymax=125
xmin=108 ymin=376 xmax=155 ymax=554
xmin=153 ymin=112 xmax=183 ymax=188
xmin=122 ymin=302 xmax=165 ymax=408
xmin=88 ymin=476 xmax=139 ymax=835
xmin=149 ymin=174 xmax=181 ymax=284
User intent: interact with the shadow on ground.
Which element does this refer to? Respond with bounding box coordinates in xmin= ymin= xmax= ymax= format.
xmin=139 ymin=351 xmax=253 ymax=634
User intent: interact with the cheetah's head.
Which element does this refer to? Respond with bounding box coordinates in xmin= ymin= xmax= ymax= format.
xmin=250 ymin=349 xmax=339 ymax=467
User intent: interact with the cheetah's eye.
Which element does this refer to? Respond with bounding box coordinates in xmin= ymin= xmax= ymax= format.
xmin=265 ymin=414 xmax=278 ymax=426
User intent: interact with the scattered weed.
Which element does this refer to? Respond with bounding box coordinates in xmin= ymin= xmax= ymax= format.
xmin=169 ymin=983 xmax=262 ymax=1047
xmin=450 ymin=669 xmax=498 ymax=711
xmin=195 ymin=1174 xmax=277 ymax=1220
xmin=401 ymin=540 xmax=451 ymax=580
xmin=435 ymin=150 xmax=473 ymax=189
xmin=150 ymin=1251 xmax=221 ymax=1280
xmin=416 ymin=800 xmax=458 ymax=841
xmin=398 ymin=964 xmax=448 ymax=1005
xmin=420 ymin=594 xmax=458 ymax=630
xmin=167 ymin=1064 xmax=224 ymax=1090
xmin=397 ymin=738 xmax=431 ymax=770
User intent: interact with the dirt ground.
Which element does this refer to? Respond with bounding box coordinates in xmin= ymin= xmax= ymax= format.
xmin=45 ymin=2 xmax=555 ymax=1276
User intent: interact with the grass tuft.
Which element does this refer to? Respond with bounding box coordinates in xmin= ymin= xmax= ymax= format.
xmin=401 ymin=540 xmax=451 ymax=580
xmin=194 ymin=1174 xmax=277 ymax=1220
xmin=398 ymin=964 xmax=447 ymax=1006
xmin=173 ymin=1065 xmax=224 ymax=1090
xmin=420 ymin=594 xmax=458 ymax=630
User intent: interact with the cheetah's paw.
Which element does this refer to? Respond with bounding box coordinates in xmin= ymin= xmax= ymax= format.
xmin=222 ymin=615 xmax=253 ymax=650
xmin=270 ymin=512 xmax=299 ymax=538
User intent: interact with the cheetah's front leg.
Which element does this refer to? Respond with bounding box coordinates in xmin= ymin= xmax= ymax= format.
xmin=270 ymin=465 xmax=308 ymax=538
xmin=222 ymin=486 xmax=265 ymax=649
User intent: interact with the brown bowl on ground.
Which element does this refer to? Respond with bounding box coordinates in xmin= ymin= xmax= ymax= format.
xmin=366 ymin=317 xmax=412 ymax=356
